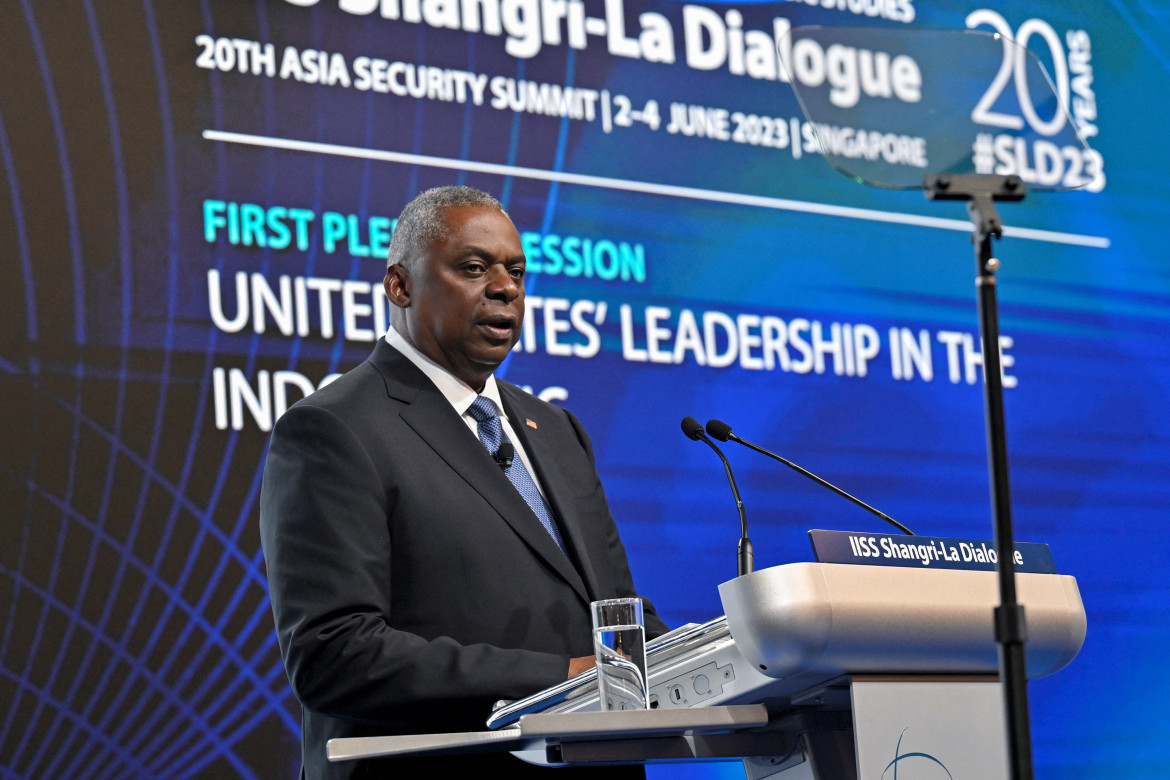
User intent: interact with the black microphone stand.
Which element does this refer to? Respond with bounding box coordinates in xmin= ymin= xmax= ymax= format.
xmin=924 ymin=172 xmax=1032 ymax=780
xmin=681 ymin=417 xmax=754 ymax=577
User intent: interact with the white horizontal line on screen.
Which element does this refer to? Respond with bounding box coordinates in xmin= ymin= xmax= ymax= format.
xmin=203 ymin=130 xmax=1111 ymax=250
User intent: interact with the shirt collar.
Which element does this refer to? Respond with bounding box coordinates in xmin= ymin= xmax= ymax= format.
xmin=385 ymin=325 xmax=504 ymax=418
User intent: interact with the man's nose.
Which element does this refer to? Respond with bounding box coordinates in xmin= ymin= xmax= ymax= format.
xmin=484 ymin=265 xmax=521 ymax=301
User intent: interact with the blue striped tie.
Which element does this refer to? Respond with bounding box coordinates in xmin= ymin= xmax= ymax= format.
xmin=467 ymin=396 xmax=568 ymax=556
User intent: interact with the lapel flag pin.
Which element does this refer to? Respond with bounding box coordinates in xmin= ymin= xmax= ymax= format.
xmin=526 ymin=419 xmax=538 ymax=429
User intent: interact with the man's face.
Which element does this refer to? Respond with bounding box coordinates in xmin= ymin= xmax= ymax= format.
xmin=386 ymin=205 xmax=526 ymax=391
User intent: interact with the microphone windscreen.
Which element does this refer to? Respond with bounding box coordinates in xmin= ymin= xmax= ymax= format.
xmin=680 ymin=416 xmax=705 ymax=440
xmin=706 ymin=419 xmax=733 ymax=442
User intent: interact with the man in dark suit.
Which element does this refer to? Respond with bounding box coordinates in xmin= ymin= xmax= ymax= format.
xmin=260 ymin=186 xmax=667 ymax=778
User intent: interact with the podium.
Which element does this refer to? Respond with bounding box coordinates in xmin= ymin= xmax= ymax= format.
xmin=326 ymin=563 xmax=1085 ymax=779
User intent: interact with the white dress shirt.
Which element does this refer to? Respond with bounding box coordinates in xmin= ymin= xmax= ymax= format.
xmin=384 ymin=326 xmax=548 ymax=499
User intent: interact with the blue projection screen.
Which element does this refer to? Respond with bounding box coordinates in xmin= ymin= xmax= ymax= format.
xmin=1 ymin=1 xmax=1168 ymax=777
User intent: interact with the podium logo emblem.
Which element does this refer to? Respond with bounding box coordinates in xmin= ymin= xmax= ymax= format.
xmin=880 ymin=728 xmax=953 ymax=779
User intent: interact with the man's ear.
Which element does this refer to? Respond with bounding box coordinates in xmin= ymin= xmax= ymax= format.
xmin=384 ymin=264 xmax=410 ymax=309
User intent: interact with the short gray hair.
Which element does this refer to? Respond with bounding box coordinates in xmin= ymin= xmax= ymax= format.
xmin=386 ymin=186 xmax=506 ymax=268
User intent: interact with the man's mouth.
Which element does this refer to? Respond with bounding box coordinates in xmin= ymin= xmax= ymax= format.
xmin=477 ymin=315 xmax=517 ymax=339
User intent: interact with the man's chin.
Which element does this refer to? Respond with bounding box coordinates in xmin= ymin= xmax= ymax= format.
xmin=480 ymin=345 xmax=517 ymax=368
xmin=454 ymin=346 xmax=516 ymax=385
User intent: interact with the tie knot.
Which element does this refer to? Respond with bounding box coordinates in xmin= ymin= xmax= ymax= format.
xmin=467 ymin=395 xmax=498 ymax=424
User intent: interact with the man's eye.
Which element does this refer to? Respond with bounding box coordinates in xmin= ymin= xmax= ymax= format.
xmin=510 ymin=267 xmax=525 ymax=279
xmin=465 ymin=262 xmax=486 ymax=274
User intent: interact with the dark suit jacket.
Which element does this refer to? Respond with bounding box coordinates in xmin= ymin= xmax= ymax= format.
xmin=260 ymin=339 xmax=667 ymax=778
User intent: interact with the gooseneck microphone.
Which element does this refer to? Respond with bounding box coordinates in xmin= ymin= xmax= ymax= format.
xmin=705 ymin=419 xmax=915 ymax=537
xmin=494 ymin=442 xmax=515 ymax=469
xmin=681 ymin=416 xmax=754 ymax=576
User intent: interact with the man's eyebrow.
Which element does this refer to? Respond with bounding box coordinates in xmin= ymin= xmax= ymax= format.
xmin=454 ymin=245 xmax=492 ymax=259
xmin=456 ymin=245 xmax=525 ymax=262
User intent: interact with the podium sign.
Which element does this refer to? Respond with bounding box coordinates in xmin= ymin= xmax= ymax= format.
xmin=809 ymin=529 xmax=1058 ymax=573
xmin=851 ymin=679 xmax=1008 ymax=779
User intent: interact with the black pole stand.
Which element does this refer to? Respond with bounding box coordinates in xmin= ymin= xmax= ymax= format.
xmin=924 ymin=173 xmax=1033 ymax=780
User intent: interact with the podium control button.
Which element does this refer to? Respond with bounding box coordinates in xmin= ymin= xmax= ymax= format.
xmin=693 ymin=674 xmax=710 ymax=695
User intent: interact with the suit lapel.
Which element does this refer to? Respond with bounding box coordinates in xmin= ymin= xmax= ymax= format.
xmin=369 ymin=341 xmax=590 ymax=605
xmin=500 ymin=385 xmax=602 ymax=604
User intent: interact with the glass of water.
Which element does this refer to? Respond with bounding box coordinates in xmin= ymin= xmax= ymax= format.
xmin=590 ymin=597 xmax=649 ymax=711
